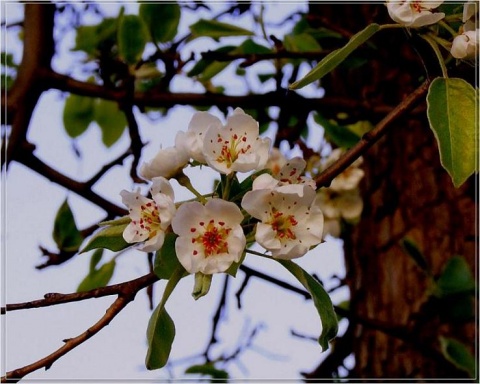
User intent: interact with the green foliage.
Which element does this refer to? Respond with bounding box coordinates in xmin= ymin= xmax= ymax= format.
xmin=439 ymin=336 xmax=476 ymax=378
xmin=81 ymin=221 xmax=131 ymax=253
xmin=63 ymin=95 xmax=127 ymax=147
xmin=189 ymin=19 xmax=254 ymax=40
xmin=139 ymin=3 xmax=181 ymax=43
xmin=426 ymin=77 xmax=477 ymax=188
xmin=185 ymin=363 xmax=229 ymax=381
xmin=313 ymin=112 xmax=361 ymax=149
xmin=77 ymin=249 xmax=116 ymax=292
xmin=289 ymin=23 xmax=380 ymax=89
xmin=63 ymin=94 xmax=95 ymax=138
xmin=72 ymin=18 xmax=117 ymax=56
xmin=434 ymin=256 xmax=475 ymax=298
xmin=275 ymin=259 xmax=338 ymax=351
xmin=145 ymin=303 xmax=176 ymax=370
xmin=53 ymin=199 xmax=84 ymax=253
xmin=117 ymin=14 xmax=149 ymax=65
xmin=284 ymin=33 xmax=322 ymax=53
xmin=93 ymin=99 xmax=127 ymax=147
xmin=146 ymin=266 xmax=186 ymax=370
xmin=153 ymin=233 xmax=183 ymax=280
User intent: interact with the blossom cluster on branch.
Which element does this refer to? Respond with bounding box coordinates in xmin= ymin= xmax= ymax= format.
xmin=386 ymin=0 xmax=478 ymax=60
xmin=120 ymin=108 xmax=342 ymax=275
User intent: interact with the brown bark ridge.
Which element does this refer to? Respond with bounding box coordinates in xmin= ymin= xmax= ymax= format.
xmin=304 ymin=3 xmax=477 ymax=379
xmin=345 ymin=115 xmax=476 ymax=379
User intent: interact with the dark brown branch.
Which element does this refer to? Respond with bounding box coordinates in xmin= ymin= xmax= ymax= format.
xmin=1 ymin=272 xmax=158 ymax=382
xmin=200 ymin=49 xmax=334 ymax=68
xmin=14 ymin=142 xmax=126 ymax=217
xmin=85 ymin=148 xmax=132 ymax=187
xmin=3 ymin=4 xmax=55 ymax=169
xmin=315 ymin=80 xmax=430 ymax=188
xmin=239 ymin=264 xmax=311 ymax=299
xmin=2 ymin=272 xmax=158 ymax=314
xmin=44 ymin=69 xmax=394 ymax=118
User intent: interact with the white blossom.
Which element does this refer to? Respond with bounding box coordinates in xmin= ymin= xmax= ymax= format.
xmin=171 ymin=199 xmax=246 ymax=274
xmin=176 ymin=111 xmax=222 ymax=164
xmin=265 ymin=147 xmax=287 ymax=176
xmin=253 ymin=156 xmax=316 ymax=196
xmin=386 ymin=0 xmax=445 ymax=27
xmin=203 ymin=108 xmax=271 ymax=174
xmin=140 ymin=146 xmax=189 ymax=180
xmin=120 ymin=177 xmax=176 ymax=252
xmin=242 ymin=186 xmax=323 ymax=259
xmin=451 ymin=29 xmax=479 ymax=59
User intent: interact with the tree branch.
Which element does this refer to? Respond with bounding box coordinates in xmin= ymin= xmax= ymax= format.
xmin=14 ymin=142 xmax=126 ymax=217
xmin=44 ymin=69 xmax=394 ymax=118
xmin=315 ymin=80 xmax=430 ymax=188
xmin=1 ymin=272 xmax=158 ymax=314
xmin=1 ymin=272 xmax=158 ymax=382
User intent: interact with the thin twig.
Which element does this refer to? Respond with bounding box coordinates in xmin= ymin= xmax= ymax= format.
xmin=1 ymin=272 xmax=158 ymax=382
xmin=1 ymin=272 xmax=157 ymax=314
xmin=315 ymin=80 xmax=430 ymax=188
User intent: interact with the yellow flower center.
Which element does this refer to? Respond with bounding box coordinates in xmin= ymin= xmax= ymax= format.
xmin=215 ymin=131 xmax=252 ymax=168
xmin=191 ymin=219 xmax=231 ymax=256
xmin=268 ymin=209 xmax=298 ymax=240
xmin=133 ymin=202 xmax=161 ymax=239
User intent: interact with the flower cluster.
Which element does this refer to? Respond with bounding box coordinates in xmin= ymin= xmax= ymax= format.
xmin=386 ymin=0 xmax=479 ymax=61
xmin=314 ymin=149 xmax=364 ymax=238
xmin=121 ymin=109 xmax=324 ymax=275
xmin=386 ymin=0 xmax=445 ymax=28
xmin=451 ymin=1 xmax=479 ymax=60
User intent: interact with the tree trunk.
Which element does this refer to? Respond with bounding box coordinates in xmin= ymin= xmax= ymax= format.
xmin=305 ymin=3 xmax=477 ymax=378
xmin=345 ymin=116 xmax=476 ymax=378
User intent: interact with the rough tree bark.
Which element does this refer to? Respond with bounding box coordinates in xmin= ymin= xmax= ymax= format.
xmin=306 ymin=3 xmax=476 ymax=379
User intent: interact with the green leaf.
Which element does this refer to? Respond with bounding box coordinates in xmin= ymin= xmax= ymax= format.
xmin=275 ymin=259 xmax=338 ymax=350
xmin=153 ymin=233 xmax=183 ymax=280
xmin=189 ymin=19 xmax=254 ymax=39
xmin=434 ymin=255 xmax=475 ymax=298
xmin=53 ymin=199 xmax=84 ymax=253
xmin=238 ymin=39 xmax=272 ymax=54
xmin=63 ymin=94 xmax=95 ymax=138
xmin=187 ymin=45 xmax=236 ymax=80
xmin=284 ymin=33 xmax=322 ymax=53
xmin=146 ymin=266 xmax=186 ymax=370
xmin=72 ymin=18 xmax=117 ymax=56
xmin=400 ymin=237 xmax=430 ymax=274
xmin=145 ymin=304 xmax=175 ymax=370
xmin=139 ymin=3 xmax=180 ymax=43
xmin=439 ymin=336 xmax=475 ymax=377
xmin=89 ymin=248 xmax=104 ymax=271
xmin=118 ymin=14 xmax=149 ymax=65
xmin=77 ymin=258 xmax=116 ymax=292
xmin=289 ymin=23 xmax=380 ymax=89
xmin=185 ymin=363 xmax=229 ymax=380
xmin=313 ymin=112 xmax=361 ymax=149
xmin=99 ymin=215 xmax=131 ymax=227
xmin=93 ymin=99 xmax=127 ymax=147
xmin=426 ymin=77 xmax=477 ymax=187
xmin=80 ymin=223 xmax=131 ymax=253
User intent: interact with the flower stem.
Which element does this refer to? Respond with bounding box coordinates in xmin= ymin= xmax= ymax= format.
xmin=177 ymin=172 xmax=207 ymax=203
xmin=222 ymin=172 xmax=236 ymax=200
xmin=420 ymin=33 xmax=449 ymax=78
xmin=438 ymin=20 xmax=458 ymax=38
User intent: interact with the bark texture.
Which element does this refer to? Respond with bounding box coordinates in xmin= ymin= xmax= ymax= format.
xmin=306 ymin=3 xmax=477 ymax=379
